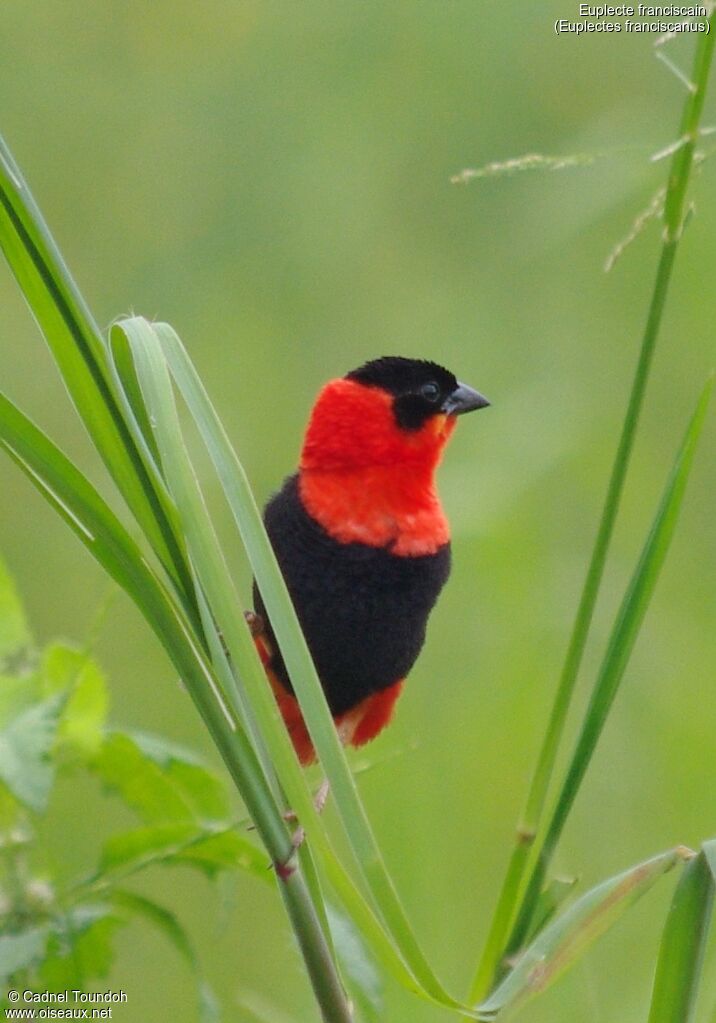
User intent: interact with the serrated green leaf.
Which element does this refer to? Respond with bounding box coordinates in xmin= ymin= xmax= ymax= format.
xmin=0 ymin=553 xmax=32 ymax=669
xmin=42 ymin=643 xmax=108 ymax=761
xmin=175 ymin=828 xmax=267 ymax=879
xmin=99 ymin=821 xmax=199 ymax=873
xmin=126 ymin=731 xmax=230 ymax=824
xmin=95 ymin=729 xmax=232 ymax=828
xmin=39 ymin=905 xmax=120 ymax=988
xmin=68 ymin=912 xmax=121 ymax=980
xmin=0 ymin=673 xmax=42 ymax=728
xmin=94 ymin=733 xmax=197 ymax=824
xmin=0 ymin=393 xmax=263 ymax=830
xmin=95 ymin=821 xmax=266 ymax=883
xmin=0 ymin=924 xmax=50 ymax=983
xmin=0 ymin=694 xmax=63 ymax=811
xmin=477 ymin=846 xmax=689 ymax=1020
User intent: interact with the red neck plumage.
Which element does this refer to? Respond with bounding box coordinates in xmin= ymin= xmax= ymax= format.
xmin=297 ymin=378 xmax=454 ymax=556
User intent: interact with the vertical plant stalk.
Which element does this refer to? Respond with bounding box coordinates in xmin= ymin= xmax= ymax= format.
xmin=0 ymin=393 xmax=353 ymax=1023
xmin=208 ymin=711 xmax=353 ymax=1023
xmin=112 ymin=325 xmax=353 ymax=1023
xmin=470 ymin=15 xmax=715 ymax=1003
xmin=646 ymin=843 xmax=716 ymax=1023
xmin=503 ymin=378 xmax=711 ymax=964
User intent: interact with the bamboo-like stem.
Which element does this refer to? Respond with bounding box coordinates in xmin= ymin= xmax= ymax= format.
xmin=205 ymin=700 xmax=353 ymax=1023
xmin=470 ymin=14 xmax=716 ymax=1002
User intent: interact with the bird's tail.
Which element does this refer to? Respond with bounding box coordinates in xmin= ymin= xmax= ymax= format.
xmin=245 ymin=610 xmax=404 ymax=766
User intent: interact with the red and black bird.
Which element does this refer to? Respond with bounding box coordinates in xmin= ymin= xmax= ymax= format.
xmin=251 ymin=357 xmax=489 ymax=764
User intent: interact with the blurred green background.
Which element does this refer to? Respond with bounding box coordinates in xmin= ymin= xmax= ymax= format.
xmin=1 ymin=2 xmax=715 ymax=1020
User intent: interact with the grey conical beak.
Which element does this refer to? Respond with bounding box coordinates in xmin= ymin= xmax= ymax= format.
xmin=441 ymin=382 xmax=491 ymax=415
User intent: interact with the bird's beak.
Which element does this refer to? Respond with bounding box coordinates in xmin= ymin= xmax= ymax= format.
xmin=441 ymin=382 xmax=491 ymax=416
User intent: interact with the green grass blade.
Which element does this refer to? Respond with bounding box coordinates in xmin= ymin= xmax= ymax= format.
xmin=139 ymin=317 xmax=477 ymax=1009
xmin=0 ymin=390 xmax=168 ymax=614
xmin=110 ymin=318 xmax=309 ymax=804
xmin=113 ymin=317 xmax=484 ymax=1013
xmin=504 ymin=379 xmax=713 ymax=962
xmin=477 ymin=846 xmax=690 ymax=1021
xmin=0 ymin=387 xmax=354 ymax=1021
xmin=469 ymin=19 xmax=716 ymax=1000
xmin=0 ymin=389 xmax=291 ymax=854
xmin=647 ymin=841 xmax=716 ymax=1023
xmin=106 ymin=317 xmax=362 ymax=1016
xmin=0 ymin=390 xmax=238 ymax=750
xmin=113 ymin=318 xmax=408 ymax=995
xmin=0 ymin=136 xmax=195 ymax=617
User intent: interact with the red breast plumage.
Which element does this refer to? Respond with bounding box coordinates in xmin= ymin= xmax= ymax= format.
xmin=252 ymin=356 xmax=489 ymax=764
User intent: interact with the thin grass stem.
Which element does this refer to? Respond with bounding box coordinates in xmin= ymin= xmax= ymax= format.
xmin=469 ymin=16 xmax=716 ymax=1002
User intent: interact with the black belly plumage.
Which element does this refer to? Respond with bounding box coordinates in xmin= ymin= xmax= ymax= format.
xmin=253 ymin=473 xmax=451 ymax=716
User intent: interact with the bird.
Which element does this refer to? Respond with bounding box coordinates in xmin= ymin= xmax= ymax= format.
xmin=250 ymin=356 xmax=489 ymax=765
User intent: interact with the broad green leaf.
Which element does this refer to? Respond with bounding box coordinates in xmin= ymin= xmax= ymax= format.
xmin=111 ymin=890 xmax=219 ymax=1023
xmin=99 ymin=821 xmax=203 ymax=873
xmin=0 ymin=392 xmax=294 ymax=906
xmin=126 ymin=730 xmax=230 ymax=824
xmin=0 ymin=924 xmax=50 ymax=983
xmin=174 ymin=828 xmax=268 ymax=878
xmin=68 ymin=910 xmax=120 ymax=979
xmin=40 ymin=905 xmax=119 ymax=987
xmin=96 ymin=821 xmax=267 ymax=883
xmin=647 ymin=840 xmax=716 ymax=1023
xmin=0 ymin=551 xmax=32 ymax=668
xmin=0 ymin=673 xmax=42 ymax=727
xmin=95 ymin=732 xmax=199 ymax=825
xmin=95 ymin=730 xmax=233 ymax=828
xmin=0 ymin=391 xmax=249 ymax=780
xmin=0 ymin=135 xmax=195 ymax=615
xmin=0 ymin=694 xmax=63 ymax=811
xmin=477 ymin=846 xmax=690 ymax=1020
xmin=42 ymin=643 xmax=108 ymax=761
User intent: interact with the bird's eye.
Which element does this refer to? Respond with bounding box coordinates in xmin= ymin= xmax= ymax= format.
xmin=420 ymin=381 xmax=441 ymax=403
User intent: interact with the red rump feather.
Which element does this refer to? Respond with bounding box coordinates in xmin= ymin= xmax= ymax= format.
xmin=254 ymin=625 xmax=403 ymax=765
